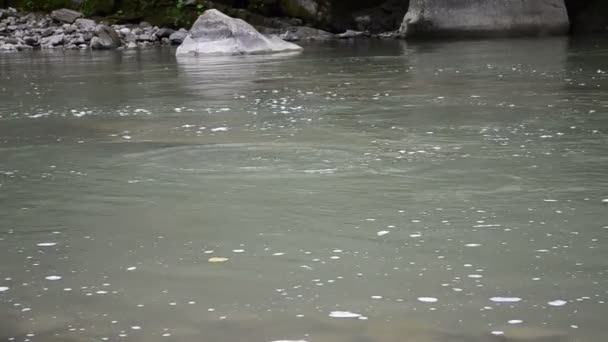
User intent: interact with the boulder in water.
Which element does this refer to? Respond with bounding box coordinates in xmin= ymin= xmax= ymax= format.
xmin=176 ymin=9 xmax=302 ymax=56
xmin=400 ymin=0 xmax=570 ymax=38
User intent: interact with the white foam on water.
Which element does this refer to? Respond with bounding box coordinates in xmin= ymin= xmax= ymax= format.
xmin=508 ymin=320 xmax=523 ymax=324
xmin=273 ymin=253 xmax=285 ymax=256
xmin=126 ymin=267 xmax=137 ymax=271
xmin=417 ymin=297 xmax=438 ymax=303
xmin=269 ymin=340 xmax=307 ymax=342
xmin=36 ymin=242 xmax=57 ymax=247
xmin=45 ymin=276 xmax=62 ymax=280
xmin=548 ymin=300 xmax=567 ymax=306
xmin=131 ymin=326 xmax=141 ymax=330
xmin=377 ymin=230 xmax=389 ymax=236
xmin=468 ymin=274 xmax=483 ymax=278
xmin=329 ymin=311 xmax=361 ymax=318
xmin=0 ymin=287 xmax=9 ymax=292
xmin=211 ymin=127 xmax=228 ymax=132
xmin=491 ymin=331 xmax=504 ymax=336
xmin=371 ymin=296 xmax=383 ymax=299
xmin=465 ymin=243 xmax=481 ymax=247
xmin=490 ymin=297 xmax=522 ymax=303
xmin=232 ymin=249 xmax=245 ymax=253
xmin=602 ymin=199 xmax=608 ymax=203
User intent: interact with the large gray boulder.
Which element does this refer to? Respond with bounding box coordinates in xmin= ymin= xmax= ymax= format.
xmin=400 ymin=0 xmax=570 ymax=38
xmin=50 ymin=9 xmax=83 ymax=24
xmin=176 ymin=9 xmax=302 ymax=56
xmin=90 ymin=25 xmax=121 ymax=50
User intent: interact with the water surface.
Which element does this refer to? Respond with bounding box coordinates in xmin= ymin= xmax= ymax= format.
xmin=1 ymin=37 xmax=607 ymax=342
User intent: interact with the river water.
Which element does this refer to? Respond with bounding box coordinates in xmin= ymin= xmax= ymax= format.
xmin=0 ymin=37 xmax=607 ymax=342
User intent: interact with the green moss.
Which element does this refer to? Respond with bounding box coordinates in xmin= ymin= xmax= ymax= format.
xmin=14 ymin=0 xmax=74 ymax=12
xmin=80 ymin=0 xmax=115 ymax=16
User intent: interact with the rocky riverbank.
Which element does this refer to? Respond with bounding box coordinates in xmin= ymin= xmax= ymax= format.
xmin=0 ymin=7 xmax=190 ymax=51
xmin=0 ymin=6 xmax=380 ymax=52
xmin=1 ymin=0 xmax=607 ymax=52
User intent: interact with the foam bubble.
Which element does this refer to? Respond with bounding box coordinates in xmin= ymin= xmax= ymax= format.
xmin=0 ymin=287 xmax=9 ymax=292
xmin=490 ymin=297 xmax=522 ymax=303
xmin=45 ymin=276 xmax=62 ymax=280
xmin=377 ymin=231 xmax=390 ymax=236
xmin=329 ymin=311 xmax=361 ymax=318
xmin=417 ymin=297 xmax=438 ymax=303
xmin=36 ymin=242 xmax=57 ymax=247
xmin=548 ymin=300 xmax=567 ymax=307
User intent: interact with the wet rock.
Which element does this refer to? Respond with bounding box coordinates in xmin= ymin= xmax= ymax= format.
xmin=119 ymin=27 xmax=131 ymax=36
xmin=337 ymin=29 xmax=367 ymax=39
xmin=155 ymin=27 xmax=175 ymax=39
xmin=50 ymin=9 xmax=83 ymax=24
xmin=139 ymin=21 xmax=152 ymax=28
xmin=400 ymin=0 xmax=570 ymax=38
xmin=63 ymin=24 xmax=77 ymax=34
xmin=41 ymin=34 xmax=64 ymax=48
xmin=4 ymin=37 xmax=18 ymax=45
xmin=137 ymin=33 xmax=155 ymax=42
xmin=1 ymin=43 xmax=17 ymax=50
xmin=169 ymin=29 xmax=188 ymax=44
xmin=176 ymin=9 xmax=302 ymax=56
xmin=23 ymin=36 xmax=39 ymax=46
xmin=91 ymin=25 xmax=121 ymax=49
xmin=126 ymin=42 xmax=137 ymax=49
xmin=124 ymin=33 xmax=137 ymax=43
xmin=75 ymin=18 xmax=96 ymax=32
xmin=16 ymin=44 xmax=33 ymax=50
xmin=280 ymin=26 xmax=334 ymax=41
xmin=376 ymin=31 xmax=400 ymax=39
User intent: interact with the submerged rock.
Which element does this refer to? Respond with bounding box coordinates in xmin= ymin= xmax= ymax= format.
xmin=400 ymin=0 xmax=570 ymax=38
xmin=176 ymin=9 xmax=302 ymax=56
xmin=280 ymin=26 xmax=334 ymax=41
xmin=50 ymin=9 xmax=83 ymax=24
xmin=337 ymin=30 xmax=368 ymax=39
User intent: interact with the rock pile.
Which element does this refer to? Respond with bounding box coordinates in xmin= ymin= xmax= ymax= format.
xmin=0 ymin=7 xmax=190 ymax=51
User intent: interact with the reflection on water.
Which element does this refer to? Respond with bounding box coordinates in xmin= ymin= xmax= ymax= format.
xmin=0 ymin=37 xmax=607 ymax=342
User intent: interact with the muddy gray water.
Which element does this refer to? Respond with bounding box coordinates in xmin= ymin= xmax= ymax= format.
xmin=0 ymin=37 xmax=607 ymax=342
